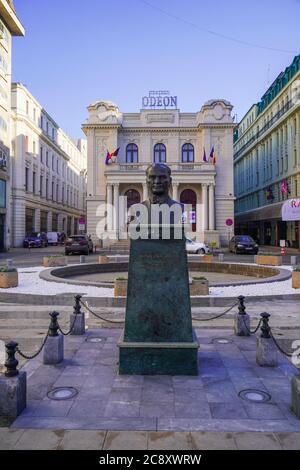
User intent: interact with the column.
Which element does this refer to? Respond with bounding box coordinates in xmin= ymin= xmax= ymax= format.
xmin=172 ymin=182 xmax=179 ymax=201
xmin=107 ymin=184 xmax=113 ymax=232
xmin=114 ymin=183 xmax=119 ymax=238
xmin=202 ymin=184 xmax=208 ymax=231
xmin=143 ymin=183 xmax=148 ymax=201
xmin=209 ymin=184 xmax=215 ymax=230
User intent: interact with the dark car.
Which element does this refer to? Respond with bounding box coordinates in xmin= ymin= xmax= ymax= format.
xmin=229 ymin=235 xmax=259 ymax=254
xmin=65 ymin=235 xmax=93 ymax=255
xmin=23 ymin=232 xmax=48 ymax=248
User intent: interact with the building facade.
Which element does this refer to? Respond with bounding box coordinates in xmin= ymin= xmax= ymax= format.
xmin=10 ymin=83 xmax=87 ymax=247
xmin=234 ymin=54 xmax=300 ymax=247
xmin=0 ymin=0 xmax=24 ymax=251
xmin=83 ymin=98 xmax=235 ymax=247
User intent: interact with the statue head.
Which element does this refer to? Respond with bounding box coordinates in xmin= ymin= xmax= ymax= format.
xmin=146 ymin=163 xmax=172 ymax=199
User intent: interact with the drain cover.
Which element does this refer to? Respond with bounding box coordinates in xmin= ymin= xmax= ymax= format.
xmin=85 ymin=336 xmax=105 ymax=343
xmin=212 ymin=338 xmax=232 ymax=344
xmin=239 ymin=389 xmax=271 ymax=403
xmin=47 ymin=387 xmax=78 ymax=401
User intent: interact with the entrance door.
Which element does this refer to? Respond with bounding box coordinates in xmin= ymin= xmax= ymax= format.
xmin=180 ymin=189 xmax=197 ymax=232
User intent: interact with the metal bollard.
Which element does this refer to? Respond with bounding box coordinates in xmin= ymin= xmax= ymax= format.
xmin=218 ymin=253 xmax=224 ymax=262
xmin=4 ymin=341 xmax=19 ymax=377
xmin=43 ymin=311 xmax=64 ymax=364
xmin=234 ymin=295 xmax=250 ymax=336
xmin=80 ymin=255 xmax=85 ymax=264
xmin=70 ymin=295 xmax=85 ymax=335
xmin=256 ymin=312 xmax=278 ymax=367
xmin=260 ymin=312 xmax=271 ymax=338
xmin=49 ymin=311 xmax=60 ymax=337
xmin=6 ymin=259 xmax=13 ymax=268
xmin=0 ymin=341 xmax=26 ymax=418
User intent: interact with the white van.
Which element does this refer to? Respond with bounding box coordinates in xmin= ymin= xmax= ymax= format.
xmin=47 ymin=232 xmax=59 ymax=245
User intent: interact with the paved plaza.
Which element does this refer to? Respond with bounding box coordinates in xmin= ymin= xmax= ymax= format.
xmin=9 ymin=328 xmax=300 ymax=433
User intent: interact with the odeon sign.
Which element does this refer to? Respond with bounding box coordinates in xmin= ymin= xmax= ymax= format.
xmin=142 ymin=91 xmax=177 ymax=109
xmin=281 ymin=198 xmax=300 ymax=221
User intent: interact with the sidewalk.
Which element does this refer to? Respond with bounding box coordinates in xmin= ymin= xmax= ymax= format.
xmin=1 ymin=428 xmax=300 ymax=450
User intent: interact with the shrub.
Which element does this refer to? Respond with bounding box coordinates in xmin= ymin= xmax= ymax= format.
xmin=192 ymin=276 xmax=207 ymax=281
xmin=116 ymin=277 xmax=127 ymax=281
xmin=0 ymin=266 xmax=17 ymax=273
xmin=293 ymin=265 xmax=300 ymax=272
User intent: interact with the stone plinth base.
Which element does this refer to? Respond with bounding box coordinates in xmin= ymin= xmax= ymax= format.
xmin=118 ymin=330 xmax=199 ymax=375
xmin=43 ymin=335 xmax=64 ymax=364
xmin=70 ymin=313 xmax=85 ymax=335
xmin=256 ymin=336 xmax=278 ymax=367
xmin=234 ymin=313 xmax=250 ymax=336
xmin=0 ymin=371 xmax=26 ymax=418
xmin=291 ymin=375 xmax=300 ymax=419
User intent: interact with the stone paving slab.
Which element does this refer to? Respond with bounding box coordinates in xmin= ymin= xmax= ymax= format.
xmin=1 ymin=428 xmax=300 ymax=450
xmin=8 ymin=328 xmax=300 ymax=433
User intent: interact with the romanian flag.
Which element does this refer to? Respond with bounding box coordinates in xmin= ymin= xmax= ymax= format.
xmin=203 ymin=148 xmax=207 ymax=162
xmin=210 ymin=146 xmax=216 ymax=165
xmin=105 ymin=147 xmax=120 ymax=165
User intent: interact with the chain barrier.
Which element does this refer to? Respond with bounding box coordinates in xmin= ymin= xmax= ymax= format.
xmin=79 ymin=299 xmax=125 ymax=324
xmin=191 ymin=301 xmax=238 ymax=322
xmin=241 ymin=315 xmax=263 ymax=335
xmin=57 ymin=313 xmax=78 ymax=336
xmin=269 ymin=328 xmax=294 ymax=358
xmin=16 ymin=329 xmax=50 ymax=360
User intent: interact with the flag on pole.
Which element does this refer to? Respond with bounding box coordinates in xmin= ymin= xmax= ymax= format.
xmin=203 ymin=148 xmax=207 ymax=162
xmin=210 ymin=146 xmax=216 ymax=165
xmin=105 ymin=147 xmax=120 ymax=165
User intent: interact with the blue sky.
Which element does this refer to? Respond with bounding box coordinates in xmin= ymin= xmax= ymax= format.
xmin=12 ymin=0 xmax=300 ymax=138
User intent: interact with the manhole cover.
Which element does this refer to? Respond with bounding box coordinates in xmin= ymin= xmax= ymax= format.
xmin=85 ymin=336 xmax=105 ymax=343
xmin=47 ymin=387 xmax=78 ymax=400
xmin=212 ymin=338 xmax=232 ymax=344
xmin=238 ymin=389 xmax=271 ymax=403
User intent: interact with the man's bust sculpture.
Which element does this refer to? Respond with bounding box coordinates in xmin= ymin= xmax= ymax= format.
xmin=139 ymin=163 xmax=184 ymax=228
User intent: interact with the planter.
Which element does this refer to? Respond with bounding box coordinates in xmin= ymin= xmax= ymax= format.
xmin=190 ymin=279 xmax=209 ymax=296
xmin=200 ymin=255 xmax=213 ymax=263
xmin=114 ymin=279 xmax=128 ymax=297
xmin=292 ymin=271 xmax=300 ymax=288
xmin=43 ymin=256 xmax=67 ymax=268
xmin=99 ymin=255 xmax=109 ymax=264
xmin=255 ymin=255 xmax=282 ymax=266
xmin=0 ymin=271 xmax=18 ymax=288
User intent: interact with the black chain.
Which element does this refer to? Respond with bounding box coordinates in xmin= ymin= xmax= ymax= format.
xmin=57 ymin=312 xmax=79 ymax=336
xmin=192 ymin=301 xmax=238 ymax=322
xmin=269 ymin=328 xmax=294 ymax=358
xmin=16 ymin=329 xmax=50 ymax=360
xmin=79 ymin=299 xmax=124 ymax=324
xmin=241 ymin=315 xmax=263 ymax=335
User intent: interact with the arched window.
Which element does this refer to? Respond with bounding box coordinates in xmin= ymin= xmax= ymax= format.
xmin=154 ymin=143 xmax=166 ymax=163
xmin=182 ymin=143 xmax=194 ymax=163
xmin=126 ymin=143 xmax=138 ymax=163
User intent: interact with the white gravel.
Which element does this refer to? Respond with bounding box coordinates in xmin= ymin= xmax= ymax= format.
xmin=0 ymin=264 xmax=297 ymax=298
xmin=0 ymin=266 xmax=113 ymax=297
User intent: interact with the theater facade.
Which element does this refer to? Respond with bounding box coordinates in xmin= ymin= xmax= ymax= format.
xmin=82 ymin=96 xmax=235 ymax=247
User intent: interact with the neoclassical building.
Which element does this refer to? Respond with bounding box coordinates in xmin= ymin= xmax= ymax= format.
xmin=83 ymin=99 xmax=235 ymax=247
xmin=10 ymin=83 xmax=87 ymax=247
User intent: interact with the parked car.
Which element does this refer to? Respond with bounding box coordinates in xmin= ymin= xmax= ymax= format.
xmin=229 ymin=235 xmax=259 ymax=254
xmin=186 ymin=238 xmax=210 ymax=254
xmin=47 ymin=232 xmax=59 ymax=245
xmin=23 ymin=232 xmax=48 ymax=248
xmin=65 ymin=235 xmax=93 ymax=255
